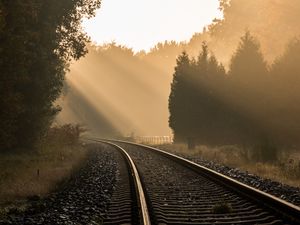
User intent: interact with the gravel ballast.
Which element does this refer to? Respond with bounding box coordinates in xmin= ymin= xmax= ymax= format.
xmin=158 ymin=146 xmax=300 ymax=207
xmin=117 ymin=143 xmax=290 ymax=224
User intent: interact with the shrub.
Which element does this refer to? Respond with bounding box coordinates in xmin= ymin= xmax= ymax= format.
xmin=251 ymin=139 xmax=279 ymax=163
xmin=43 ymin=124 xmax=86 ymax=146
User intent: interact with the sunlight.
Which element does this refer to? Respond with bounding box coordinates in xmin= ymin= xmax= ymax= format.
xmin=65 ymin=53 xmax=172 ymax=136
xmin=82 ymin=0 xmax=222 ymax=52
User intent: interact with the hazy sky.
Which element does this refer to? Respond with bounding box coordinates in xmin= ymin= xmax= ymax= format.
xmin=82 ymin=0 xmax=222 ymax=52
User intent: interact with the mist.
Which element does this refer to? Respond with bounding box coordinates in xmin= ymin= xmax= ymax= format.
xmin=57 ymin=0 xmax=300 ymax=139
xmin=58 ymin=44 xmax=173 ymax=137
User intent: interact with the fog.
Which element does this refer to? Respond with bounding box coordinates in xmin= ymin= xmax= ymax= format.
xmin=202 ymin=0 xmax=300 ymax=65
xmin=57 ymin=0 xmax=300 ymax=139
xmin=57 ymin=44 xmax=172 ymax=136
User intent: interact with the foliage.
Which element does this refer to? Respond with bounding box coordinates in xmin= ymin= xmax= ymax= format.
xmin=250 ymin=139 xmax=278 ymax=162
xmin=44 ymin=124 xmax=86 ymax=146
xmin=0 ymin=0 xmax=101 ymax=150
xmin=227 ymin=31 xmax=269 ymax=144
xmin=0 ymin=126 xmax=87 ymax=213
xmin=169 ymin=31 xmax=300 ymax=161
xmin=229 ymin=31 xmax=268 ymax=83
xmin=168 ymin=51 xmax=192 ymax=142
xmin=268 ymin=39 xmax=300 ymax=145
xmin=169 ymin=43 xmax=226 ymax=145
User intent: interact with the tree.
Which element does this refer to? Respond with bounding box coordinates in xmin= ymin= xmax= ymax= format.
xmin=227 ymin=31 xmax=269 ymax=142
xmin=269 ymin=39 xmax=300 ymax=145
xmin=169 ymin=44 xmax=227 ymax=146
xmin=169 ymin=51 xmax=192 ymax=143
xmin=229 ymin=31 xmax=268 ymax=86
xmin=0 ymin=0 xmax=101 ymax=150
xmin=191 ymin=43 xmax=227 ymax=145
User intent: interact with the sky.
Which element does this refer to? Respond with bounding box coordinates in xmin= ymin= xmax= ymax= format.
xmin=82 ymin=0 xmax=223 ymax=52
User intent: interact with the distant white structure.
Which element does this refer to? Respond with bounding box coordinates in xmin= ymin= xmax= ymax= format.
xmin=134 ymin=136 xmax=173 ymax=145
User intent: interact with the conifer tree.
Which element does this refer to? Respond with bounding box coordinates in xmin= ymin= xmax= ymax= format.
xmin=269 ymin=39 xmax=300 ymax=145
xmin=192 ymin=43 xmax=227 ymax=144
xmin=169 ymin=51 xmax=191 ymax=142
xmin=169 ymin=44 xmax=226 ymax=146
xmin=228 ymin=31 xmax=269 ymax=142
xmin=229 ymin=31 xmax=268 ymax=87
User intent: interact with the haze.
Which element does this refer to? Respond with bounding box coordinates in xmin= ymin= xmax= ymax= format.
xmin=58 ymin=0 xmax=300 ymax=139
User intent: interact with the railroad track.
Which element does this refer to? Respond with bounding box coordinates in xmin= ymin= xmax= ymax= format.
xmin=92 ymin=139 xmax=300 ymax=225
xmin=100 ymin=141 xmax=150 ymax=225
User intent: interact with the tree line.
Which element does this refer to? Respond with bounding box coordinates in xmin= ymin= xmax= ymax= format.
xmin=169 ymin=31 xmax=300 ymax=157
xmin=0 ymin=0 xmax=101 ymax=151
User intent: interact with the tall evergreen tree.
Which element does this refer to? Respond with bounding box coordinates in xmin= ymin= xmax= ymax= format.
xmin=169 ymin=44 xmax=227 ymax=146
xmin=168 ymin=31 xmax=300 ymax=151
xmin=192 ymin=43 xmax=227 ymax=144
xmin=229 ymin=31 xmax=268 ymax=87
xmin=169 ymin=51 xmax=191 ymax=142
xmin=269 ymin=39 xmax=300 ymax=145
xmin=228 ymin=31 xmax=269 ymax=144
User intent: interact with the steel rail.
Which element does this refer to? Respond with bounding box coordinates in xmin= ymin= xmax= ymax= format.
xmin=103 ymin=139 xmax=300 ymax=224
xmin=98 ymin=140 xmax=151 ymax=225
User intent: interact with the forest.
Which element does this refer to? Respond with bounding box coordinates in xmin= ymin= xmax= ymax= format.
xmin=169 ymin=33 xmax=300 ymax=160
xmin=58 ymin=0 xmax=300 ymax=157
xmin=1 ymin=0 xmax=300 ymax=223
xmin=1 ymin=0 xmax=300 ymax=154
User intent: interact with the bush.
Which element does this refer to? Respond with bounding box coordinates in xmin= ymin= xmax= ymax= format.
xmin=280 ymin=156 xmax=300 ymax=179
xmin=251 ymin=139 xmax=279 ymax=163
xmin=43 ymin=124 xmax=86 ymax=146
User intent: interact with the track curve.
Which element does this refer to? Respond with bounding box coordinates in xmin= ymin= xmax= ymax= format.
xmin=99 ymin=141 xmax=151 ymax=225
xmin=111 ymin=140 xmax=300 ymax=225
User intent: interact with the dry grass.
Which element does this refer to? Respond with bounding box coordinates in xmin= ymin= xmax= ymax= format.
xmin=0 ymin=125 xmax=88 ymax=217
xmin=0 ymin=146 xmax=86 ymax=202
xmin=157 ymin=144 xmax=300 ymax=188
